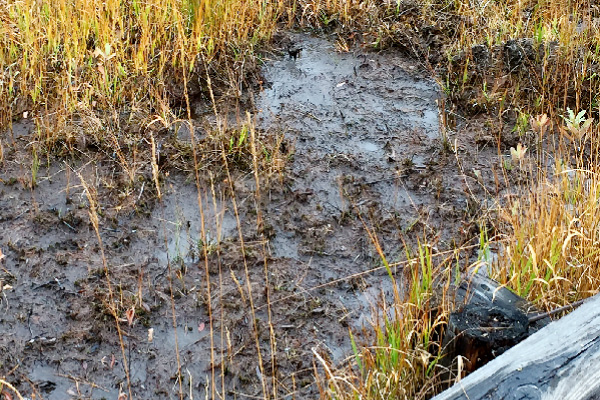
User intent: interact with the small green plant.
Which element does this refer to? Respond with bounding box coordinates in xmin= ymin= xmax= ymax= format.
xmin=229 ymin=125 xmax=248 ymax=153
xmin=319 ymin=10 xmax=337 ymax=26
xmin=512 ymin=110 xmax=530 ymax=136
xmin=410 ymin=241 xmax=434 ymax=308
xmin=197 ymin=235 xmax=218 ymax=257
xmin=562 ymin=108 xmax=593 ymax=140
xmin=475 ymin=226 xmax=493 ymax=275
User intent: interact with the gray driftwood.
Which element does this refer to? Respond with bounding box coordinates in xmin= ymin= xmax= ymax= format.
xmin=433 ymin=292 xmax=600 ymax=400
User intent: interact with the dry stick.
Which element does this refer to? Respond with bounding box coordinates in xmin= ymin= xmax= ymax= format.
xmin=197 ymin=54 xmax=217 ymax=400
xmin=248 ymin=113 xmax=278 ymax=400
xmin=76 ymin=172 xmax=132 ymax=400
xmin=209 ymin=177 xmax=227 ymax=399
xmin=0 ymin=379 xmax=24 ymax=400
xmin=527 ymin=298 xmax=587 ymax=324
xmin=221 ymin=146 xmax=269 ymax=399
xmin=311 ymin=349 xmax=343 ymax=395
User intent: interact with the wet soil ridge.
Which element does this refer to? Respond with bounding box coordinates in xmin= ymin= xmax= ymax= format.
xmin=0 ymin=33 xmax=471 ymax=399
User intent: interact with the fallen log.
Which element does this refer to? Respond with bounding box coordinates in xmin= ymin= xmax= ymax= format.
xmin=433 ymin=291 xmax=600 ymax=400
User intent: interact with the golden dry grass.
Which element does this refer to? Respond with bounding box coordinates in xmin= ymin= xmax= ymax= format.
xmin=0 ymin=0 xmax=280 ymax=147
xmin=495 ymin=160 xmax=600 ymax=306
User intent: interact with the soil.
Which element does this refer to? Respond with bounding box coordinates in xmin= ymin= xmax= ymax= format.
xmin=0 ymin=32 xmax=509 ymax=399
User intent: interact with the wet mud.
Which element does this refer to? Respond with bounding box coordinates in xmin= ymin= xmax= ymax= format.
xmin=0 ymin=32 xmax=504 ymax=399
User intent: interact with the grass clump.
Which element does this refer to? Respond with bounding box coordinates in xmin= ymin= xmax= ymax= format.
xmin=317 ymin=234 xmax=455 ymax=399
xmin=495 ymin=157 xmax=600 ymax=309
xmin=1 ymin=0 xmax=280 ymax=152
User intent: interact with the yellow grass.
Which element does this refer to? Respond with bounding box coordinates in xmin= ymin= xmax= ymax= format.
xmin=0 ymin=0 xmax=280 ymax=139
xmin=495 ymin=160 xmax=600 ymax=308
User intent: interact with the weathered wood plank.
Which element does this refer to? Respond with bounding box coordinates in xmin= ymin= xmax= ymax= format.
xmin=433 ymin=292 xmax=600 ymax=400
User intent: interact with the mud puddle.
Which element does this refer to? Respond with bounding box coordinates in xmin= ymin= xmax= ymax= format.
xmin=259 ymin=34 xmax=440 ymax=216
xmin=257 ymin=33 xmax=452 ymax=331
xmin=0 ymin=32 xmax=492 ymax=399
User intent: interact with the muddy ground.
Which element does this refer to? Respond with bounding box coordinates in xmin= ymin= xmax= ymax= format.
xmin=0 ymin=32 xmax=513 ymax=399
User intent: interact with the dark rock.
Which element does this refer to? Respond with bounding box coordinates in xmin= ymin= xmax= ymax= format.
xmin=504 ymin=38 xmax=535 ymax=70
xmin=471 ymin=44 xmax=491 ymax=69
xmin=446 ymin=304 xmax=529 ymax=372
xmin=288 ymin=47 xmax=303 ymax=60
